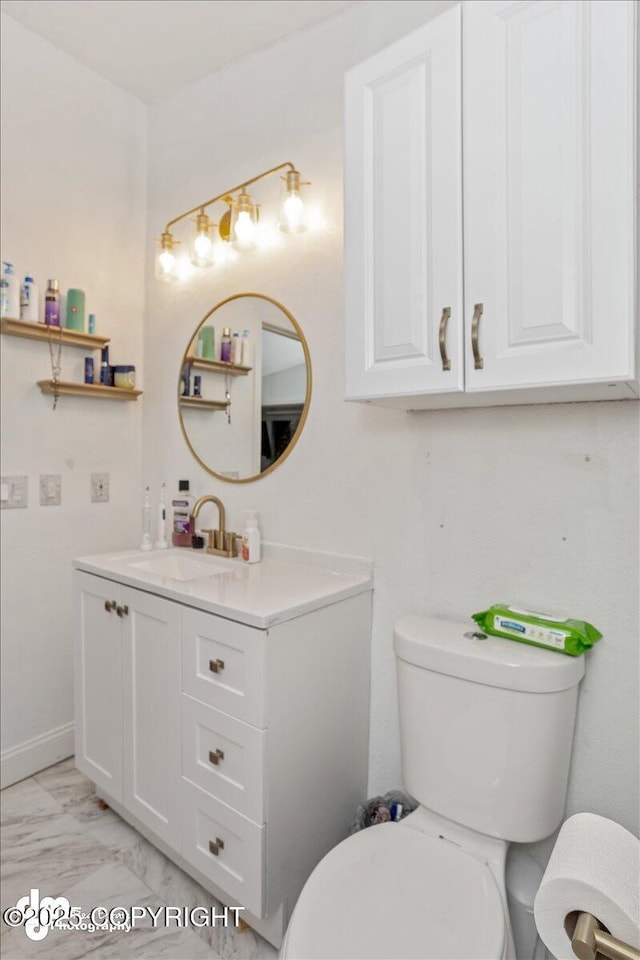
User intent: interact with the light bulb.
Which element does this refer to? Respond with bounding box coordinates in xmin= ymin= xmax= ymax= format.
xmin=234 ymin=210 xmax=257 ymax=248
xmin=158 ymin=249 xmax=176 ymax=273
xmin=194 ymin=233 xmax=212 ymax=259
xmin=283 ymin=193 xmax=304 ymax=231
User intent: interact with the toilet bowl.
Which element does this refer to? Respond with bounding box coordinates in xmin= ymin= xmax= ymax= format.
xmin=281 ymin=616 xmax=585 ymax=960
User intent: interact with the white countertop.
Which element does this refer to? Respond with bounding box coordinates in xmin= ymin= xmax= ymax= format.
xmin=73 ymin=542 xmax=373 ymax=628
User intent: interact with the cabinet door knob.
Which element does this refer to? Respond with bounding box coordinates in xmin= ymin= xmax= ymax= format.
xmin=209 ymin=658 xmax=225 ymax=674
xmin=439 ymin=307 xmax=452 ymax=371
xmin=104 ymin=600 xmax=116 ymax=613
xmin=471 ymin=302 xmax=484 ymax=370
xmin=209 ymin=837 xmax=224 ymax=856
xmin=209 ymin=748 xmax=225 ymax=766
xmin=116 ymin=604 xmax=129 ymax=618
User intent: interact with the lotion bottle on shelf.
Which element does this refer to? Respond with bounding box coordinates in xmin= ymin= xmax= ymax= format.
xmin=20 ymin=274 xmax=39 ymax=322
xmin=241 ymin=510 xmax=261 ymax=563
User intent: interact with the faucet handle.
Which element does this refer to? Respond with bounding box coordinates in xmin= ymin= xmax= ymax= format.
xmin=200 ymin=528 xmax=217 ymax=552
xmin=224 ymin=532 xmax=238 ymax=557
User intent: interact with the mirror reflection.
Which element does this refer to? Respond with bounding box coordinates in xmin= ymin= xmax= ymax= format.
xmin=178 ymin=294 xmax=311 ymax=483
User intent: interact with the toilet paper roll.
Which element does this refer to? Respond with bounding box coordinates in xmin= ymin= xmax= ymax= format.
xmin=534 ymin=812 xmax=640 ymax=960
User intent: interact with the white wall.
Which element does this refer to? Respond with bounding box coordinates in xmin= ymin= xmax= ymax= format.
xmin=0 ymin=14 xmax=147 ymax=785
xmin=144 ymin=0 xmax=639 ymax=861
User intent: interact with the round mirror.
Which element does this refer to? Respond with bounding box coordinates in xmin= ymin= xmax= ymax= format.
xmin=178 ymin=293 xmax=312 ymax=483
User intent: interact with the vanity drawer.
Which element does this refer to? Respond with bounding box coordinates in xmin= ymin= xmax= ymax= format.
xmin=181 ymin=608 xmax=266 ymax=727
xmin=182 ymin=694 xmax=265 ymax=824
xmin=181 ymin=778 xmax=264 ymax=918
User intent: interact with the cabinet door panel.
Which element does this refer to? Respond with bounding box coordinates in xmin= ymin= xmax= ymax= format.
xmin=182 ymin=695 xmax=265 ymax=824
xmin=345 ymin=5 xmax=463 ymax=399
xmin=74 ymin=573 xmax=122 ymax=801
xmin=463 ymin=0 xmax=636 ymax=390
xmin=122 ymin=589 xmax=181 ymax=849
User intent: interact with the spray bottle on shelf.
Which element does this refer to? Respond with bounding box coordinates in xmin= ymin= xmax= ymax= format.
xmin=172 ymin=480 xmax=194 ymax=547
xmin=156 ymin=482 xmax=168 ymax=549
xmin=140 ymin=486 xmax=153 ymax=551
xmin=241 ymin=510 xmax=261 ymax=563
xmin=20 ymin=274 xmax=39 ymax=322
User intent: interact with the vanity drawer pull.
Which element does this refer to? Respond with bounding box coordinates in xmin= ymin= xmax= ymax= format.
xmin=209 ymin=837 xmax=224 ymax=856
xmin=209 ymin=749 xmax=225 ymax=766
xmin=209 ymin=658 xmax=225 ymax=674
xmin=116 ymin=604 xmax=129 ymax=618
xmin=104 ymin=600 xmax=116 ymax=613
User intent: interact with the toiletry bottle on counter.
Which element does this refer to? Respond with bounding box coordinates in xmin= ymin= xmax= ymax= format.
xmin=1 ymin=262 xmax=20 ymax=318
xmin=172 ymin=480 xmax=194 ymax=547
xmin=241 ymin=510 xmax=261 ymax=563
xmin=20 ymin=274 xmax=39 ymax=322
xmin=220 ymin=327 xmax=232 ymax=363
xmin=44 ymin=279 xmax=61 ymax=326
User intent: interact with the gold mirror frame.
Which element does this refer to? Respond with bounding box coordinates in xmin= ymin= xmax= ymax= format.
xmin=178 ymin=292 xmax=312 ymax=484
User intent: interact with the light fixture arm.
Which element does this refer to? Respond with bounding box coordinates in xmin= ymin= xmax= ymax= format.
xmin=164 ymin=161 xmax=297 ymax=233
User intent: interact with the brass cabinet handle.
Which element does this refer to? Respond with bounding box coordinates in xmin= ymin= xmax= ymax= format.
xmin=209 ymin=658 xmax=225 ymax=674
xmin=209 ymin=837 xmax=224 ymax=856
xmin=116 ymin=604 xmax=129 ymax=618
xmin=471 ymin=302 xmax=484 ymax=370
xmin=209 ymin=748 xmax=225 ymax=765
xmin=104 ymin=600 xmax=116 ymax=613
xmin=439 ymin=307 xmax=452 ymax=371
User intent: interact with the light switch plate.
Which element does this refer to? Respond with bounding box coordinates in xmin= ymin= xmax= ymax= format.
xmin=40 ymin=474 xmax=62 ymax=506
xmin=1 ymin=476 xmax=28 ymax=509
xmin=90 ymin=473 xmax=109 ymax=503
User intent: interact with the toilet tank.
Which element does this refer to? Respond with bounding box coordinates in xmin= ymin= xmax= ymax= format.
xmin=394 ymin=616 xmax=585 ymax=843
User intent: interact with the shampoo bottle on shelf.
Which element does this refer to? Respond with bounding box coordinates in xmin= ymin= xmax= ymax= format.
xmin=1 ymin=262 xmax=20 ymax=319
xmin=44 ymin=279 xmax=61 ymax=327
xmin=230 ymin=331 xmax=240 ymax=364
xmin=240 ymin=329 xmax=251 ymax=367
xmin=241 ymin=510 xmax=261 ymax=563
xmin=220 ymin=327 xmax=232 ymax=363
xmin=172 ymin=480 xmax=194 ymax=547
xmin=20 ymin=274 xmax=39 ymax=322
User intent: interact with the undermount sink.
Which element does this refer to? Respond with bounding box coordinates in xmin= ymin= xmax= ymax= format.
xmin=127 ymin=551 xmax=232 ymax=581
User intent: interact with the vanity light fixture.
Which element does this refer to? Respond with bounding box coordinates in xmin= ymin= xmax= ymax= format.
xmin=156 ymin=161 xmax=310 ymax=281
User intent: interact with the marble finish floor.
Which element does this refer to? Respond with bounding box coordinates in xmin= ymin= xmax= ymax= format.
xmin=1 ymin=759 xmax=277 ymax=960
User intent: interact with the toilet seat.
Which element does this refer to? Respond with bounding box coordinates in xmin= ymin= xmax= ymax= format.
xmin=282 ymin=823 xmax=506 ymax=960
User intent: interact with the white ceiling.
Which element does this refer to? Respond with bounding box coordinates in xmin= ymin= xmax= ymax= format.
xmin=0 ymin=0 xmax=360 ymax=102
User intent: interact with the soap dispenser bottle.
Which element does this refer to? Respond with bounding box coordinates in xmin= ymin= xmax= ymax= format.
xmin=241 ymin=510 xmax=261 ymax=563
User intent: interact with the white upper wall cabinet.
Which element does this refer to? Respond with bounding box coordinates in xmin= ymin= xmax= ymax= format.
xmin=344 ymin=0 xmax=638 ymax=409
xmin=344 ymin=5 xmax=464 ymax=400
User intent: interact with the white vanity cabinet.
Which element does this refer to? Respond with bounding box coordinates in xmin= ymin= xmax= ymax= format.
xmin=73 ymin=550 xmax=372 ymax=947
xmin=344 ymin=0 xmax=638 ymax=409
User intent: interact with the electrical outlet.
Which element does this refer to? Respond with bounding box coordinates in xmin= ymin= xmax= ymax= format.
xmin=40 ymin=474 xmax=62 ymax=506
xmin=1 ymin=476 xmax=28 ymax=509
xmin=91 ymin=473 xmax=109 ymax=503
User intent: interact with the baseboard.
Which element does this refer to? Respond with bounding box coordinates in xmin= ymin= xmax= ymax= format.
xmin=1 ymin=722 xmax=74 ymax=789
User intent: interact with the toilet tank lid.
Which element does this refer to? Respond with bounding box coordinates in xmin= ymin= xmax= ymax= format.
xmin=394 ymin=616 xmax=585 ymax=692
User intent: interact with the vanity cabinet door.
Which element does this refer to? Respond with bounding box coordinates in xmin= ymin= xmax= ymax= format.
xmin=74 ymin=572 xmax=123 ymax=802
xmin=344 ymin=4 xmax=464 ymax=401
xmin=462 ymin=0 xmax=636 ymax=392
xmin=121 ymin=588 xmax=182 ymax=849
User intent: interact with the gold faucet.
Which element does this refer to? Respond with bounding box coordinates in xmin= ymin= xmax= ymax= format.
xmin=190 ymin=495 xmax=238 ymax=558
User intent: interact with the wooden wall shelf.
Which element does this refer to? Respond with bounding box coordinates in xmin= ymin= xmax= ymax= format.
xmin=188 ymin=356 xmax=251 ymax=376
xmin=180 ymin=397 xmax=229 ymax=411
xmin=1 ymin=317 xmax=110 ymax=349
xmin=37 ymin=380 xmax=142 ymax=401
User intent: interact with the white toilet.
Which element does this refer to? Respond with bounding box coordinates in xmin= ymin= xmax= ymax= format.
xmin=280 ymin=615 xmax=585 ymax=960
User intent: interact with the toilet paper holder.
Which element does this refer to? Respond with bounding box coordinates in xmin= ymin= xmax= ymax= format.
xmin=567 ymin=911 xmax=640 ymax=960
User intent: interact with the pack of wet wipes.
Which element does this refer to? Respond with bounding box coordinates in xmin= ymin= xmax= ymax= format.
xmin=471 ymin=604 xmax=602 ymax=657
